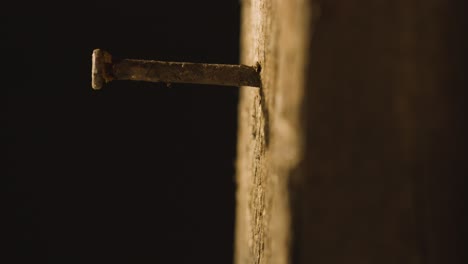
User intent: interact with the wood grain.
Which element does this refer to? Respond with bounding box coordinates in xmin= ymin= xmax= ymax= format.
xmin=235 ymin=0 xmax=467 ymax=263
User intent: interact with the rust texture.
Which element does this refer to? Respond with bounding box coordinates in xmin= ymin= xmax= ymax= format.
xmin=91 ymin=49 xmax=261 ymax=90
xmin=91 ymin=49 xmax=113 ymax=90
xmin=113 ymin=59 xmax=261 ymax=87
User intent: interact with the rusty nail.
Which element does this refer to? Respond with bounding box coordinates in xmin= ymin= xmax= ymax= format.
xmin=91 ymin=49 xmax=261 ymax=90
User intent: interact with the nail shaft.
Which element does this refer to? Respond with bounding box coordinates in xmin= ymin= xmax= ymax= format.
xmin=92 ymin=49 xmax=261 ymax=90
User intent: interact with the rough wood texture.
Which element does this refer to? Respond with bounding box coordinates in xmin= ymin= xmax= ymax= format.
xmin=235 ymin=0 xmax=313 ymax=263
xmin=235 ymin=0 xmax=467 ymax=263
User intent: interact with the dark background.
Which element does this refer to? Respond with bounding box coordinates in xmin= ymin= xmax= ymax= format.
xmin=4 ymin=1 xmax=240 ymax=263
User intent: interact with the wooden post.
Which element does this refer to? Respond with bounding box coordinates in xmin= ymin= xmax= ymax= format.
xmin=235 ymin=0 xmax=467 ymax=263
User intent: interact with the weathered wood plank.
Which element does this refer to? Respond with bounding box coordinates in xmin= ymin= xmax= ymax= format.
xmin=235 ymin=0 xmax=313 ymax=263
xmin=235 ymin=0 xmax=467 ymax=263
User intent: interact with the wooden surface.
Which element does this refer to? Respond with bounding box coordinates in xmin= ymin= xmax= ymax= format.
xmin=235 ymin=0 xmax=466 ymax=264
xmin=235 ymin=0 xmax=313 ymax=263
